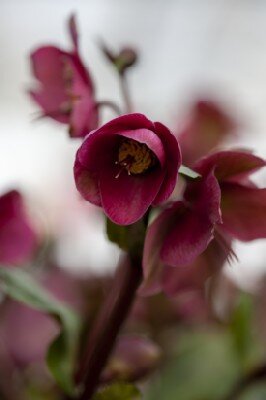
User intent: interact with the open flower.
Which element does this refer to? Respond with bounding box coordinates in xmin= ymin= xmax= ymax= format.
xmin=142 ymin=150 xmax=266 ymax=296
xmin=0 ymin=190 xmax=38 ymax=266
xmin=177 ymin=100 xmax=236 ymax=166
xmin=29 ymin=14 xmax=98 ymax=138
xmin=74 ymin=113 xmax=181 ymax=225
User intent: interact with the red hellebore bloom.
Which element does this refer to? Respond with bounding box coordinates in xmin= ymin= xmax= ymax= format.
xmin=74 ymin=113 xmax=181 ymax=225
xmin=177 ymin=100 xmax=236 ymax=166
xmin=142 ymin=150 xmax=266 ymax=296
xmin=0 ymin=190 xmax=38 ymax=266
xmin=29 ymin=14 xmax=98 ymax=138
xmin=141 ymin=169 xmax=222 ymax=295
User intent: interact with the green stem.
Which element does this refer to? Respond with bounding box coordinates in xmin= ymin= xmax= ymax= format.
xmin=119 ymin=72 xmax=133 ymax=114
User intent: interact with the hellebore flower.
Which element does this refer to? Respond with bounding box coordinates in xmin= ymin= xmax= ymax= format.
xmin=0 ymin=190 xmax=38 ymax=266
xmin=195 ymin=150 xmax=266 ymax=241
xmin=142 ymin=150 xmax=266 ymax=296
xmin=177 ymin=100 xmax=236 ymax=166
xmin=29 ymin=14 xmax=98 ymax=138
xmin=141 ymin=170 xmax=222 ymax=295
xmin=74 ymin=113 xmax=181 ymax=225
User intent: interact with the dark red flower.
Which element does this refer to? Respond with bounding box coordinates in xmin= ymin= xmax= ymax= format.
xmin=195 ymin=150 xmax=266 ymax=241
xmin=74 ymin=113 xmax=181 ymax=225
xmin=177 ymin=100 xmax=236 ymax=166
xmin=141 ymin=150 xmax=266 ymax=296
xmin=0 ymin=190 xmax=38 ymax=266
xmin=29 ymin=14 xmax=98 ymax=138
xmin=141 ymin=170 xmax=221 ymax=295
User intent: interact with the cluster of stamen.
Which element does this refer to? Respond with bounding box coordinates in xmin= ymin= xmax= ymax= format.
xmin=115 ymin=139 xmax=156 ymax=178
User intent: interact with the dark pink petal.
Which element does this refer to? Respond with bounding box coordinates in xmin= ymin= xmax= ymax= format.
xmin=195 ymin=151 xmax=266 ymax=182
xmin=141 ymin=204 xmax=183 ymax=296
xmin=29 ymin=89 xmax=69 ymax=124
xmin=184 ymin=170 xmax=222 ymax=224
xmin=152 ymin=122 xmax=181 ymax=204
xmin=178 ymin=100 xmax=236 ymax=166
xmin=91 ymin=113 xmax=155 ymax=136
xmin=30 ymin=46 xmax=66 ymax=87
xmin=220 ymin=182 xmax=266 ymax=241
xmin=162 ymin=235 xmax=229 ymax=295
xmin=0 ymin=191 xmax=38 ymax=266
xmin=118 ymin=128 xmax=165 ymax=166
xmin=77 ymin=130 xmax=118 ymax=171
xmin=74 ymin=159 xmax=101 ymax=206
xmin=100 ymin=167 xmax=164 ymax=225
xmin=160 ymin=172 xmax=221 ymax=267
xmin=70 ymin=100 xmax=98 ymax=137
xmin=160 ymin=208 xmax=215 ymax=267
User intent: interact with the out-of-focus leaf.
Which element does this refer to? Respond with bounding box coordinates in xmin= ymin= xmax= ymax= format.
xmin=106 ymin=219 xmax=146 ymax=257
xmin=147 ymin=330 xmax=240 ymax=400
xmin=238 ymin=383 xmax=266 ymax=400
xmin=93 ymin=383 xmax=141 ymax=400
xmin=229 ymin=293 xmax=262 ymax=369
xmin=0 ymin=267 xmax=80 ymax=396
xmin=179 ymin=165 xmax=201 ymax=179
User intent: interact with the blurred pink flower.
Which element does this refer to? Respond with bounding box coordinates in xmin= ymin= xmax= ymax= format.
xmin=0 ymin=190 xmax=38 ymax=266
xmin=0 ymin=267 xmax=84 ymax=367
xmin=74 ymin=113 xmax=181 ymax=225
xmin=101 ymin=334 xmax=161 ymax=383
xmin=178 ymin=100 xmax=236 ymax=166
xmin=29 ymin=14 xmax=98 ymax=138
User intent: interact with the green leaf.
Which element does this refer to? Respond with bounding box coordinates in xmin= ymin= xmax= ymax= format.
xmin=147 ymin=330 xmax=240 ymax=400
xmin=93 ymin=383 xmax=141 ymax=400
xmin=0 ymin=267 xmax=80 ymax=396
xmin=106 ymin=219 xmax=146 ymax=257
xmin=239 ymin=382 xmax=266 ymax=400
xmin=229 ymin=292 xmax=264 ymax=372
xmin=179 ymin=165 xmax=201 ymax=179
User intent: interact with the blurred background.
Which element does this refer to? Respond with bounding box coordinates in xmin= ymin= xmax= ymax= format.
xmin=1 ymin=0 xmax=266 ymax=284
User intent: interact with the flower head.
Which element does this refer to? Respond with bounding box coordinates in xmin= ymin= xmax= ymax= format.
xmin=0 ymin=190 xmax=38 ymax=266
xmin=141 ymin=150 xmax=266 ymax=296
xmin=74 ymin=113 xmax=181 ymax=225
xmin=29 ymin=14 xmax=98 ymax=138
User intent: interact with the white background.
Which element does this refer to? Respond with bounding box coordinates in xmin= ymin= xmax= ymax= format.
xmin=1 ymin=0 xmax=266 ymax=286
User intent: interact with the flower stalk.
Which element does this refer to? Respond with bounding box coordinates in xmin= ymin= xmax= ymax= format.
xmin=76 ymin=253 xmax=143 ymax=400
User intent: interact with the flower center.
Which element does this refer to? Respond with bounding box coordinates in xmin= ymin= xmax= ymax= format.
xmin=115 ymin=139 xmax=156 ymax=178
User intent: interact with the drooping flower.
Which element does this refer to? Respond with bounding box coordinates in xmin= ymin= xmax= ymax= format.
xmin=74 ymin=113 xmax=181 ymax=225
xmin=141 ymin=170 xmax=222 ymax=295
xmin=0 ymin=190 xmax=38 ymax=266
xmin=29 ymin=14 xmax=98 ymax=138
xmin=177 ymin=100 xmax=236 ymax=166
xmin=142 ymin=150 xmax=266 ymax=296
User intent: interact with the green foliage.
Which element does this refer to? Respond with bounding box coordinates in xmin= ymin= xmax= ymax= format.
xmin=93 ymin=383 xmax=141 ymax=400
xmin=146 ymin=330 xmax=240 ymax=400
xmin=239 ymin=383 xmax=266 ymax=400
xmin=0 ymin=267 xmax=81 ymax=396
xmin=229 ymin=293 xmax=264 ymax=370
xmin=106 ymin=218 xmax=146 ymax=257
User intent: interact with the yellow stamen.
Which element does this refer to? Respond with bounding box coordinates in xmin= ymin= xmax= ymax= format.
xmin=116 ymin=139 xmax=156 ymax=177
